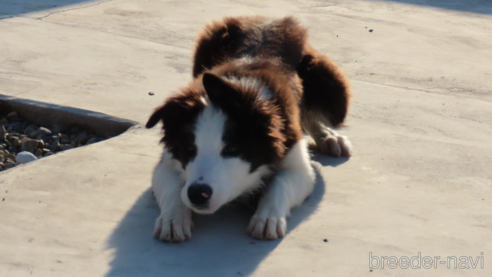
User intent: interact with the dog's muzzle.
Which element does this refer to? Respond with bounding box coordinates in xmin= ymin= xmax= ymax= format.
xmin=187 ymin=183 xmax=213 ymax=209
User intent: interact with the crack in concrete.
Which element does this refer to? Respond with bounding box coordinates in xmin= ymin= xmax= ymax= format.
xmin=36 ymin=0 xmax=113 ymax=20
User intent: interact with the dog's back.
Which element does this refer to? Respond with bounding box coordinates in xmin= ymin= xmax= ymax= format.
xmin=193 ymin=16 xmax=307 ymax=77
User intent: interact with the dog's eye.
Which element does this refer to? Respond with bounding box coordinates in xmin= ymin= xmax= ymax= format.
xmin=222 ymin=143 xmax=240 ymax=156
xmin=184 ymin=144 xmax=196 ymax=153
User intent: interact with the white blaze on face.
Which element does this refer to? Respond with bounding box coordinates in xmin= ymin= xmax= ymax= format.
xmin=181 ymin=105 xmax=271 ymax=214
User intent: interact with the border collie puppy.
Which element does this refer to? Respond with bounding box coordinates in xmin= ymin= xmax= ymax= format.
xmin=146 ymin=16 xmax=352 ymax=242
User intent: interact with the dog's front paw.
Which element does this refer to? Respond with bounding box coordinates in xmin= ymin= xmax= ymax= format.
xmin=247 ymin=214 xmax=287 ymax=240
xmin=313 ymin=131 xmax=352 ymax=157
xmin=153 ymin=212 xmax=193 ymax=243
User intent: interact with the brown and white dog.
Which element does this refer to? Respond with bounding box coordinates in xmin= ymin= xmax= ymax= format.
xmin=146 ymin=16 xmax=352 ymax=242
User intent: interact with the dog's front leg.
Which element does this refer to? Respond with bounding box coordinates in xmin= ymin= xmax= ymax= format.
xmin=152 ymin=151 xmax=192 ymax=242
xmin=247 ymin=139 xmax=316 ymax=240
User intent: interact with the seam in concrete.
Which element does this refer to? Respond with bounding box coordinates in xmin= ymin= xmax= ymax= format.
xmin=36 ymin=0 xmax=114 ymax=20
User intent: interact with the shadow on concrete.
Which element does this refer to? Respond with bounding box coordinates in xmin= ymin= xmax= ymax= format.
xmin=311 ymin=153 xmax=350 ymax=168
xmin=0 ymin=0 xmax=103 ymax=19
xmin=383 ymin=0 xmax=492 ymax=15
xmin=104 ymin=164 xmax=329 ymax=277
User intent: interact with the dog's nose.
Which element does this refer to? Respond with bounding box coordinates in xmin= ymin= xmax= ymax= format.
xmin=187 ymin=184 xmax=213 ymax=206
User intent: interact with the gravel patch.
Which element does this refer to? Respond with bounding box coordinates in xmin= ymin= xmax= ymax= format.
xmin=0 ymin=111 xmax=104 ymax=171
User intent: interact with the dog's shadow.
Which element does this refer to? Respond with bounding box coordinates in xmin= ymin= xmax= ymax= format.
xmin=104 ymin=157 xmax=347 ymax=277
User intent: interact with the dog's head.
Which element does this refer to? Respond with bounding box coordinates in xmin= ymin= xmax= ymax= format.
xmin=146 ymin=73 xmax=286 ymax=214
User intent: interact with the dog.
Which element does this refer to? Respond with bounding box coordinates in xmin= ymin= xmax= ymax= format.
xmin=146 ymin=16 xmax=352 ymax=242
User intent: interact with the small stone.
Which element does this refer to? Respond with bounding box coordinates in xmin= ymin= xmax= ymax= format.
xmin=21 ymin=139 xmax=38 ymax=153
xmin=16 ymin=151 xmax=38 ymax=164
xmin=42 ymin=148 xmax=50 ymax=155
xmin=37 ymin=140 xmax=45 ymax=149
xmin=86 ymin=136 xmax=99 ymax=144
xmin=60 ymin=135 xmax=70 ymax=144
xmin=149 ymin=92 xmax=155 ymax=95
xmin=7 ymin=111 xmax=18 ymax=118
xmin=72 ymin=131 xmax=87 ymax=144
xmin=24 ymin=125 xmax=37 ymax=136
xmin=34 ymin=148 xmax=43 ymax=157
xmin=0 ymin=126 xmax=6 ymax=141
xmin=14 ymin=122 xmax=28 ymax=131
xmin=0 ymin=162 xmax=4 ymax=169
xmin=52 ymin=124 xmax=68 ymax=133
xmin=4 ymin=162 xmax=15 ymax=169
xmin=50 ymin=141 xmax=60 ymax=152
xmin=369 ymin=29 xmax=373 ymax=32
xmin=7 ymin=154 xmax=16 ymax=161
xmin=12 ymin=138 xmax=21 ymax=148
xmin=37 ymin=127 xmax=52 ymax=136
xmin=59 ymin=144 xmax=74 ymax=151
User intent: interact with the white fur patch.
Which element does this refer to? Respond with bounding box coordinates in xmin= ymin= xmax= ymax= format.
xmin=152 ymin=150 xmax=192 ymax=242
xmin=182 ymin=105 xmax=271 ymax=214
xmin=247 ymin=138 xmax=315 ymax=239
xmin=199 ymin=95 xmax=208 ymax=105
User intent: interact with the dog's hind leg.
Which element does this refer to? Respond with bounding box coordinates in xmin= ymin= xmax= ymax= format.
xmin=301 ymin=109 xmax=352 ymax=157
xmin=247 ymin=139 xmax=315 ymax=240
xmin=297 ymin=45 xmax=352 ymax=157
xmin=152 ymin=150 xmax=193 ymax=242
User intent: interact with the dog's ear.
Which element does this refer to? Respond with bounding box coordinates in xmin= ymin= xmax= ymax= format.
xmin=146 ymin=105 xmax=165 ymax=128
xmin=146 ymin=92 xmax=206 ymax=129
xmin=202 ymin=73 xmax=242 ymax=109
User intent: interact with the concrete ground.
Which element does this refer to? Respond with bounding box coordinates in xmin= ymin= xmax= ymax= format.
xmin=1 ymin=0 xmax=491 ymax=276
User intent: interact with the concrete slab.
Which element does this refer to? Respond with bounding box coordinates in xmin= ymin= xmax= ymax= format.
xmin=0 ymin=0 xmax=491 ymax=276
